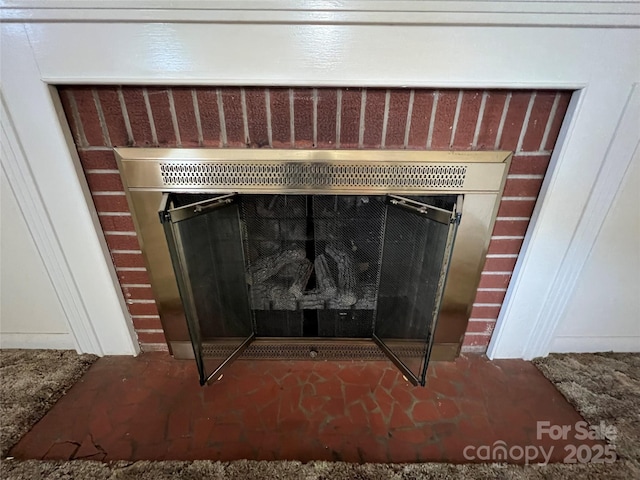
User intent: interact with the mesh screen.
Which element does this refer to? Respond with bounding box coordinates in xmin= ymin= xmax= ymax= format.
xmin=374 ymin=203 xmax=452 ymax=377
xmin=240 ymin=195 xmax=386 ymax=337
xmin=171 ymin=198 xmax=252 ymax=340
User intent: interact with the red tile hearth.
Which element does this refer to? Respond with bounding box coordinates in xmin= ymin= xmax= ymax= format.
xmin=11 ymin=354 xmax=600 ymax=464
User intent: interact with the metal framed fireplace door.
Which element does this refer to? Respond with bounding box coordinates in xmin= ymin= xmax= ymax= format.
xmin=160 ymin=191 xmax=460 ymax=387
xmin=160 ymin=193 xmax=254 ymax=385
xmin=373 ymin=195 xmax=461 ymax=386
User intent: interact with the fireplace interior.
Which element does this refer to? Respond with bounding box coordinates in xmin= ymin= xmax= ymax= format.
xmin=160 ymin=191 xmax=461 ymax=384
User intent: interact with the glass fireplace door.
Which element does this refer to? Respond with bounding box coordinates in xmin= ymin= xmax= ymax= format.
xmin=373 ymin=195 xmax=461 ymax=386
xmin=160 ymin=193 xmax=254 ymax=385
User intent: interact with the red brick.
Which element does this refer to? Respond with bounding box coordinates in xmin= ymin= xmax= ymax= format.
xmin=363 ymin=89 xmax=386 ymax=148
xmin=470 ymin=305 xmax=501 ymax=319
xmin=466 ymin=320 xmax=496 ymax=335
xmin=478 ymin=273 xmax=511 ymax=289
xmin=389 ymin=404 xmax=414 ymax=428
xmin=59 ymin=88 xmax=83 ymax=147
xmin=196 ymin=89 xmax=221 ymax=147
xmin=122 ymin=286 xmax=154 ymax=300
xmin=269 ymin=88 xmax=291 ymax=148
xmin=385 ymin=90 xmax=410 ymax=148
xmin=98 ymin=214 xmax=135 ymax=232
xmin=136 ymin=331 xmax=167 ymax=344
xmin=407 ymin=90 xmax=434 ymax=149
xmin=105 ymin=233 xmax=140 ymax=250
xmin=74 ymin=434 xmax=102 ymax=459
xmin=476 ymin=90 xmax=508 ymax=150
xmin=128 ymin=302 xmax=160 ymax=316
xmin=78 ymin=150 xmax=118 ymax=170
xmin=499 ymin=91 xmax=532 ymax=151
xmin=487 ymin=237 xmax=524 ymax=255
xmin=452 ymin=90 xmax=483 ymax=149
xmin=132 ymin=317 xmax=163 ymax=330
xmin=484 ymin=256 xmax=517 ymax=271
xmin=245 ymin=87 xmax=269 ymax=148
xmin=339 ymin=88 xmax=362 ymax=148
xmin=112 ymin=252 xmax=145 ymax=268
xmin=503 ymin=177 xmax=544 ymax=197
xmin=43 ymin=441 xmax=79 ymax=460
xmin=509 ymin=155 xmax=551 ymax=175
xmin=436 ymin=398 xmax=460 ymax=419
xmin=462 ymin=334 xmax=491 ymax=347
xmin=122 ymin=88 xmax=154 ymax=146
xmin=492 ymin=219 xmax=529 ymax=237
xmin=147 ymin=88 xmax=176 ymax=147
xmin=344 ymin=384 xmax=372 ymax=406
xmin=392 ymin=387 xmax=415 ymax=413
xmin=544 ymin=91 xmax=572 ymax=151
xmin=97 ymin=88 xmax=130 ymax=147
xmin=293 ymin=88 xmax=314 ymax=148
xmin=167 ymin=408 xmax=191 ymax=439
xmin=390 ymin=428 xmax=429 ymax=444
xmin=473 ymin=290 xmax=506 ymax=304
xmin=316 ymin=88 xmax=337 ymax=148
xmin=104 ymin=439 xmax=133 ymax=461
xmin=93 ymin=195 xmax=130 ymax=213
xmin=346 ymin=402 xmax=369 ymax=426
xmin=379 ymin=368 xmax=398 ymax=391
xmin=498 ymin=199 xmax=536 ymax=218
xmin=86 ymin=172 xmax=124 ymax=192
xmin=430 ymin=90 xmax=458 ymax=149
xmin=221 ymin=88 xmax=245 ymax=147
xmin=411 ymin=401 xmax=439 ymax=423
xmin=521 ymin=91 xmax=556 ymax=152
xmin=172 ymin=87 xmax=199 ymax=147
xmin=117 ymin=269 xmax=151 ymax=285
xmin=72 ymin=87 xmax=106 ymax=147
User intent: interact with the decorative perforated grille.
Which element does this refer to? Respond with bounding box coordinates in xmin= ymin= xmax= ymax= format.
xmin=159 ymin=162 xmax=467 ymax=190
xmin=201 ymin=342 xmax=425 ymax=360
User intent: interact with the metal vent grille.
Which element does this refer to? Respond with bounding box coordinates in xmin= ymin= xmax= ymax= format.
xmin=159 ymin=162 xmax=467 ymax=190
xmin=201 ymin=341 xmax=425 ymax=360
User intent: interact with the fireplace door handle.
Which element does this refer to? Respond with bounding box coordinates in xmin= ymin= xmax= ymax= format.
xmin=160 ymin=193 xmax=238 ymax=223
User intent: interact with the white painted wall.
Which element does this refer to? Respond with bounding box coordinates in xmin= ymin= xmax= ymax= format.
xmin=0 ymin=170 xmax=75 ymax=349
xmin=550 ymin=150 xmax=640 ymax=353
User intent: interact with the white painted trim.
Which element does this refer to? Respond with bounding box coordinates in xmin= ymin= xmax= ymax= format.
xmin=1 ymin=10 xmax=638 ymax=359
xmin=0 ymin=23 xmax=139 ymax=356
xmin=1 ymin=97 xmax=89 ymax=354
xmin=2 ymin=1 xmax=639 ymax=27
xmin=550 ymin=336 xmax=640 ymax=353
xmin=488 ymin=84 xmax=640 ymax=360
xmin=521 ymin=84 xmax=640 ymax=359
xmin=0 ymin=333 xmax=76 ymax=350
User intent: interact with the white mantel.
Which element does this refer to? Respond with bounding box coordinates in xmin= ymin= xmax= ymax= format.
xmin=1 ymin=2 xmax=638 ymax=357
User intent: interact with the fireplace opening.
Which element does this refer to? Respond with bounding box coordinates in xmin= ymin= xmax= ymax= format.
xmin=160 ymin=192 xmax=461 ymax=386
xmin=115 ymin=148 xmax=511 ymax=387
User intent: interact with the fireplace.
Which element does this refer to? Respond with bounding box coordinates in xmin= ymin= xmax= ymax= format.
xmin=53 ymin=85 xmax=572 ymax=361
xmin=116 ymin=148 xmax=509 ymax=385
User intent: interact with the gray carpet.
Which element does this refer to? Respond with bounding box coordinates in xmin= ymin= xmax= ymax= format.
xmin=1 ymin=351 xmax=638 ymax=479
xmin=534 ymin=352 xmax=640 ymax=465
xmin=0 ymin=350 xmax=97 ymax=458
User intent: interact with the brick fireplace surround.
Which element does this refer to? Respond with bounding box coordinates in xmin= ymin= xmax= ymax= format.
xmin=58 ymin=86 xmax=571 ymax=355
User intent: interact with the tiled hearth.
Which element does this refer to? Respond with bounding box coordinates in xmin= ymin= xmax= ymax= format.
xmin=11 ymin=354 xmax=600 ymax=463
xmin=58 ymin=87 xmax=571 ymax=354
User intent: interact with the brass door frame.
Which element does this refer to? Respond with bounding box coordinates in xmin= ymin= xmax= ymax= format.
xmin=115 ymin=149 xmax=511 ymax=360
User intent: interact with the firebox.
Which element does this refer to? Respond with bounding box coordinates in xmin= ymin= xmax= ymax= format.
xmin=115 ymin=149 xmax=511 ymax=386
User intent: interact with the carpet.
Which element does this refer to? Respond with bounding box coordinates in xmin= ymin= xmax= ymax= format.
xmin=1 ymin=351 xmax=638 ymax=479
xmin=0 ymin=350 xmax=97 ymax=458
xmin=534 ymin=352 xmax=640 ymax=465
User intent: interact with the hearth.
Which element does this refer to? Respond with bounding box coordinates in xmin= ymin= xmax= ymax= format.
xmin=116 ymin=149 xmax=510 ymax=386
